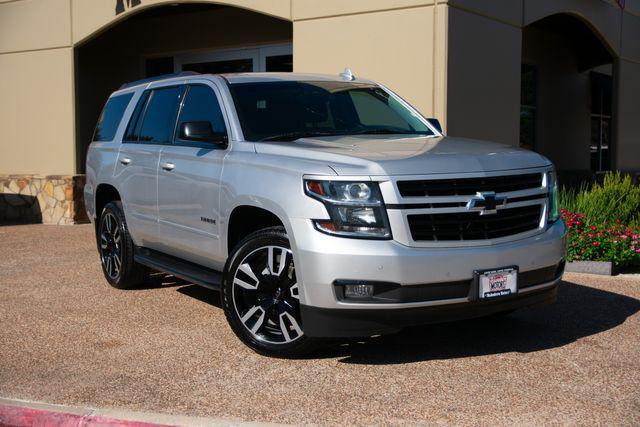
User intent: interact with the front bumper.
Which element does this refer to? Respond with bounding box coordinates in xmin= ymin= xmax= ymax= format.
xmin=301 ymin=280 xmax=560 ymax=337
xmin=289 ymin=218 xmax=566 ymax=336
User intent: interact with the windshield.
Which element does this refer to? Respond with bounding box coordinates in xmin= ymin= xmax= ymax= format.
xmin=228 ymin=81 xmax=435 ymax=141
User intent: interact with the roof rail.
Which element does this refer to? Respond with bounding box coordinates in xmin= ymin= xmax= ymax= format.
xmin=119 ymin=71 xmax=200 ymax=89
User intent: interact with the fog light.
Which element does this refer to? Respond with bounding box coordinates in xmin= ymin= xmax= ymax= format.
xmin=344 ymin=283 xmax=374 ymax=298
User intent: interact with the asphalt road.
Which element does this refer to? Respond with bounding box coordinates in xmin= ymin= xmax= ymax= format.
xmin=1 ymin=224 xmax=639 ymax=426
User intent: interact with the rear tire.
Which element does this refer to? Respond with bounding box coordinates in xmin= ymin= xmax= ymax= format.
xmin=98 ymin=201 xmax=148 ymax=289
xmin=222 ymin=226 xmax=318 ymax=357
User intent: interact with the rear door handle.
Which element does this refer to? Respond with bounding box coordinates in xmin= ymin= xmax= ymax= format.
xmin=120 ymin=157 xmax=131 ymax=165
xmin=161 ymin=162 xmax=175 ymax=171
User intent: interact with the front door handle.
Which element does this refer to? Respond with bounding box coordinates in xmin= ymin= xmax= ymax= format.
xmin=120 ymin=157 xmax=131 ymax=166
xmin=161 ymin=162 xmax=175 ymax=171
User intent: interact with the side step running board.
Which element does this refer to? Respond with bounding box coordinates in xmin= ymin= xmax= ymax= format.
xmin=134 ymin=247 xmax=222 ymax=291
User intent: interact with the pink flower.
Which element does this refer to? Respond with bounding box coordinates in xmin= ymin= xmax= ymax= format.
xmin=621 ymin=235 xmax=628 ymax=239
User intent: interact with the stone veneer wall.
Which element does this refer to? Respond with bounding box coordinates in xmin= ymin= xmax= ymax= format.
xmin=0 ymin=175 xmax=88 ymax=225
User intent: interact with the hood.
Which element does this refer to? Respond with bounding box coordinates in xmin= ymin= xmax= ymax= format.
xmin=253 ymin=135 xmax=551 ymax=176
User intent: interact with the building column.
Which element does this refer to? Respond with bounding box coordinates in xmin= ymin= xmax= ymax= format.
xmin=613 ymin=58 xmax=640 ymax=173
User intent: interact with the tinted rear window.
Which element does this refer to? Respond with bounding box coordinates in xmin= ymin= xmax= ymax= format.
xmin=93 ymin=93 xmax=133 ymax=141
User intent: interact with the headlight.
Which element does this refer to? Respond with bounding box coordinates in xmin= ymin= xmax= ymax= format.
xmin=547 ymin=169 xmax=560 ymax=223
xmin=304 ymin=180 xmax=391 ymax=239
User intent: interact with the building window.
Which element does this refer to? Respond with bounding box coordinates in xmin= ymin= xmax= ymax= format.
xmin=519 ymin=64 xmax=537 ymax=151
xmin=145 ymin=57 xmax=174 ymax=78
xmin=590 ymin=72 xmax=612 ymax=172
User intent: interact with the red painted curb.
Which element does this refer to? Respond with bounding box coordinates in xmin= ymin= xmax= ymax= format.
xmin=0 ymin=404 xmax=172 ymax=427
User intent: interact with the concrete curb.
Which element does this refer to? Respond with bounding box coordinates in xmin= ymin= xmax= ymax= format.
xmin=0 ymin=398 xmax=283 ymax=427
xmin=566 ymin=261 xmax=616 ymax=276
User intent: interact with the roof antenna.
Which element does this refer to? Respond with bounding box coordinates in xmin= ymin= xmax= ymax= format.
xmin=340 ymin=67 xmax=355 ymax=81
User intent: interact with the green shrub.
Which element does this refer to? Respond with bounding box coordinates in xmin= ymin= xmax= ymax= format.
xmin=559 ymin=172 xmax=640 ymax=226
xmin=559 ymin=172 xmax=640 ymax=267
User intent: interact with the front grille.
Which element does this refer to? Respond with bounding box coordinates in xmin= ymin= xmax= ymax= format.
xmin=397 ymin=173 xmax=543 ymax=197
xmin=408 ymin=205 xmax=542 ymax=241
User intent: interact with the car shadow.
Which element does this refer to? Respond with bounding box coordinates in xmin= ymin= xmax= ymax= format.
xmin=173 ymin=280 xmax=639 ymax=364
xmin=311 ymin=280 xmax=640 ymax=364
xmin=177 ymin=284 xmax=222 ymax=308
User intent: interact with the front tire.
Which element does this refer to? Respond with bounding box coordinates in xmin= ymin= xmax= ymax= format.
xmin=222 ymin=227 xmax=318 ymax=357
xmin=98 ymin=201 xmax=148 ymax=289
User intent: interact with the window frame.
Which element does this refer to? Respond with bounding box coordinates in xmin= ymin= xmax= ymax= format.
xmin=122 ymin=85 xmax=185 ymax=146
xmin=173 ymin=83 xmax=229 ymax=149
xmin=590 ymin=71 xmax=613 ymax=172
xmin=519 ymin=63 xmax=538 ymax=152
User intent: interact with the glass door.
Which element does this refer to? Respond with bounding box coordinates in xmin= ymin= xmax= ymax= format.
xmin=174 ymin=43 xmax=292 ymax=74
xmin=175 ymin=48 xmax=259 ymax=74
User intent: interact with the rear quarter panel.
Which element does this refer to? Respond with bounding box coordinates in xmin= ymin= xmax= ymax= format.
xmin=84 ymin=88 xmax=143 ymax=223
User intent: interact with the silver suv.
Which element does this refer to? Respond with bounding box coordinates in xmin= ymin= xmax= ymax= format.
xmin=85 ymin=72 xmax=566 ymax=357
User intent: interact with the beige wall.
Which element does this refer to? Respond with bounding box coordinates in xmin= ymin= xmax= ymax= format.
xmin=0 ymin=0 xmax=71 ymax=54
xmin=0 ymin=48 xmax=75 ymax=175
xmin=0 ymin=0 xmax=639 ymax=178
xmin=294 ymin=4 xmax=440 ymax=118
xmin=72 ymin=0 xmax=292 ymax=45
xmin=445 ymin=6 xmax=522 ymax=146
xmin=442 ymin=0 xmax=639 ymax=172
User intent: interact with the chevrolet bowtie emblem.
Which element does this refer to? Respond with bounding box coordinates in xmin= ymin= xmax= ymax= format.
xmin=466 ymin=191 xmax=507 ymax=215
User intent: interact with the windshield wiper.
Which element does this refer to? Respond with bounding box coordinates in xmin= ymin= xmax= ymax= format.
xmin=260 ymin=131 xmax=342 ymax=142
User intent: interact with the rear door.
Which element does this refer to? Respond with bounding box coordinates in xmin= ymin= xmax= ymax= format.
xmin=114 ymin=85 xmax=184 ymax=248
xmin=156 ymin=82 xmax=229 ymax=270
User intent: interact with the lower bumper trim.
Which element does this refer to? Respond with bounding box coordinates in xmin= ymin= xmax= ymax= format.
xmin=301 ymin=282 xmax=559 ymax=338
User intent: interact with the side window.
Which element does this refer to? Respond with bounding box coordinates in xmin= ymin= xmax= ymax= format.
xmin=349 ymin=90 xmax=410 ymax=131
xmin=93 ymin=93 xmax=133 ymax=142
xmin=124 ymin=91 xmax=150 ymax=142
xmin=130 ymin=86 xmax=183 ymax=144
xmin=176 ymin=85 xmax=227 ymax=143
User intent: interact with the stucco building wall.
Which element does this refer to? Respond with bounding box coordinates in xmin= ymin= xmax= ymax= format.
xmin=0 ymin=0 xmax=638 ymax=224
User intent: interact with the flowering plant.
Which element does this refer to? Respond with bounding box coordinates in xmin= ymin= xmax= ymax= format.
xmin=562 ymin=209 xmax=640 ymax=267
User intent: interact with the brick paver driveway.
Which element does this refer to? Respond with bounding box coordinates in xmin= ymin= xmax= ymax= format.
xmin=1 ymin=224 xmax=639 ymax=425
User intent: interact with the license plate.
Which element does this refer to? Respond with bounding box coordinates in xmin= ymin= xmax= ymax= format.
xmin=478 ymin=267 xmax=518 ymax=299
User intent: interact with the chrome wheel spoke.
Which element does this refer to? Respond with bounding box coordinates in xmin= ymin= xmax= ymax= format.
xmin=241 ymin=305 xmax=266 ymax=334
xmin=234 ymin=263 xmax=260 ymax=289
xmin=105 ymin=214 xmax=113 ymax=233
xmin=289 ymin=282 xmax=300 ymax=300
xmin=276 ymin=248 xmax=288 ymax=276
xmin=100 ymin=234 xmax=109 ymax=250
xmin=267 ymin=246 xmax=275 ymax=275
xmin=279 ymin=311 xmax=303 ymax=343
xmin=105 ymin=256 xmax=113 ymax=276
xmin=113 ymin=254 xmax=121 ymax=275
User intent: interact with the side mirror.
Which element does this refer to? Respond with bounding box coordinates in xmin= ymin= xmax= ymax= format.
xmin=179 ymin=121 xmax=227 ymax=144
xmin=426 ymin=118 xmax=443 ymax=134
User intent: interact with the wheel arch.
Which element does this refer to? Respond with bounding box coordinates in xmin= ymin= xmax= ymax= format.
xmin=226 ymin=204 xmax=288 ymax=256
xmin=94 ymin=183 xmax=121 ymax=224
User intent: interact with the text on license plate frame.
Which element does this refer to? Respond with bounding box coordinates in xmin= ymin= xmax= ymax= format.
xmin=475 ymin=266 xmax=518 ymax=300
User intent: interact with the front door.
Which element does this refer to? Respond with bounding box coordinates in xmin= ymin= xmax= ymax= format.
xmin=156 ymin=81 xmax=230 ymax=270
